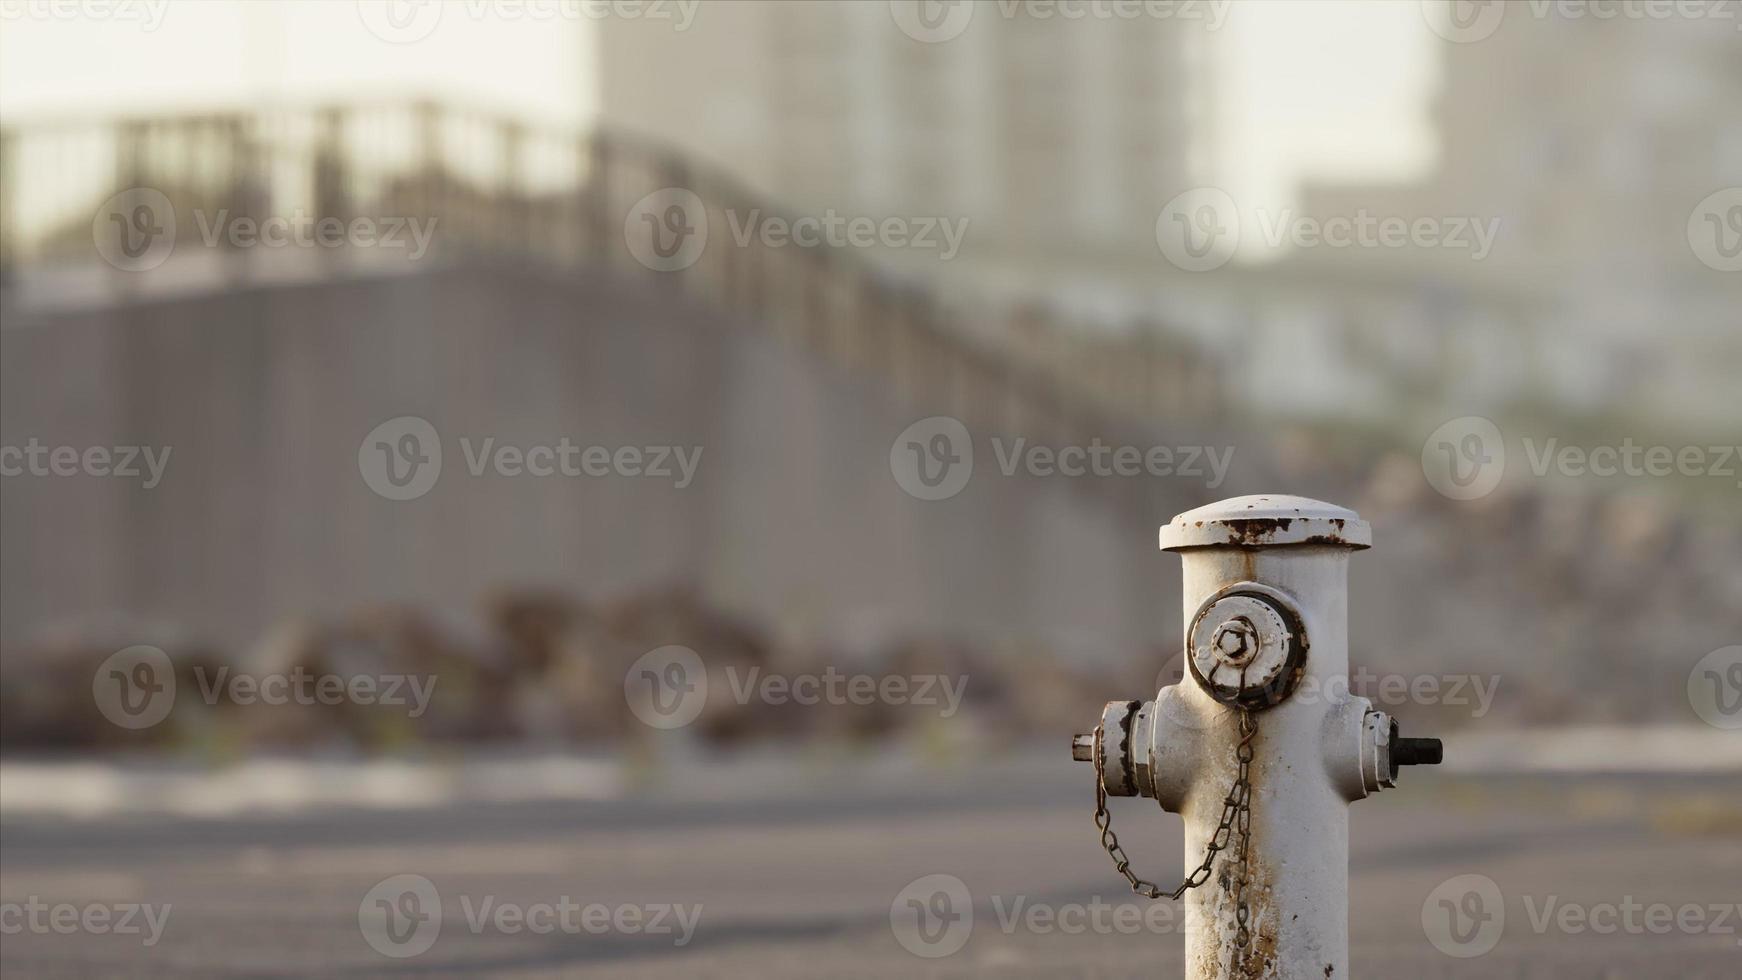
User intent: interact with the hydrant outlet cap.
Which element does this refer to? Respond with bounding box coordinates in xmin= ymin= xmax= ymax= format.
xmin=1159 ymin=494 xmax=1372 ymax=552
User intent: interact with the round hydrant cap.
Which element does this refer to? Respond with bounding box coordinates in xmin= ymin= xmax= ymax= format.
xmin=1159 ymin=494 xmax=1371 ymax=551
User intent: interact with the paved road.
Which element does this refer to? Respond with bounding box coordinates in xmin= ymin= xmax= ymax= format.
xmin=2 ymin=753 xmax=1738 ymax=978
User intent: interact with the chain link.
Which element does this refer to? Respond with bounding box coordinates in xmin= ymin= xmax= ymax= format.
xmin=1091 ymin=706 xmax=1258 ymax=955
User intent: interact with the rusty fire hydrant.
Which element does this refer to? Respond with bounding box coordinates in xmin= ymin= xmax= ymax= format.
xmin=1072 ymin=495 xmax=1441 ymax=979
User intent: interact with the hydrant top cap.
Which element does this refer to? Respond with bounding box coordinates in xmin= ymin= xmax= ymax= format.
xmin=1159 ymin=494 xmax=1372 ymax=552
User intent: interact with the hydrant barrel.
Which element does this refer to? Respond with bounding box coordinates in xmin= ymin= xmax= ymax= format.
xmin=1162 ymin=496 xmax=1370 ymax=979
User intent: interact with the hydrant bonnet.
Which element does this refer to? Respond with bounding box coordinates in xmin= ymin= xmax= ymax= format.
xmin=1158 ymin=494 xmax=1372 ymax=552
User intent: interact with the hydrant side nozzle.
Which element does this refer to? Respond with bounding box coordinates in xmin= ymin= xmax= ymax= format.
xmin=1076 ymin=701 xmax=1145 ymax=797
xmin=1392 ymin=736 xmax=1444 ymax=768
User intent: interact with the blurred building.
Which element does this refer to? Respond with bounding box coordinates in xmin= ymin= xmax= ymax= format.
xmin=600 ymin=4 xmax=1742 ymax=433
xmin=597 ymin=0 xmax=1211 ymax=281
xmin=1285 ymin=11 xmax=1742 ymax=429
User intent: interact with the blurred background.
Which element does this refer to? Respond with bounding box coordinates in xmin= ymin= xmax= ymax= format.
xmin=1 ymin=1 xmax=1738 ymax=976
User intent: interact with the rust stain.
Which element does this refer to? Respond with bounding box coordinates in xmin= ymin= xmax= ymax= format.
xmin=1219 ymin=517 xmax=1295 ymax=546
xmin=1115 ymin=700 xmax=1139 ymax=789
xmin=1205 ymin=766 xmax=1280 ymax=979
xmin=1206 ymin=516 xmax=1357 ymax=550
xmin=1238 ymin=868 xmax=1279 ymax=979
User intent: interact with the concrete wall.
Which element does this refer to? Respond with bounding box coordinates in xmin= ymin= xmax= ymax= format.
xmin=2 ymin=266 xmax=1222 ymax=662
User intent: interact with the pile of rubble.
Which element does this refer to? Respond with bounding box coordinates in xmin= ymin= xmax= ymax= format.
xmin=0 ymin=587 xmax=1123 ymax=754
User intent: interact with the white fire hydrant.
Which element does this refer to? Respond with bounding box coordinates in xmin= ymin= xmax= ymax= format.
xmin=1072 ymin=495 xmax=1440 ymax=979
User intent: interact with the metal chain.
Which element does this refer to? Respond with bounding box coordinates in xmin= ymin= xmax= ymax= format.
xmin=1230 ymin=706 xmax=1257 ymax=959
xmin=1091 ymin=707 xmax=1258 ymax=949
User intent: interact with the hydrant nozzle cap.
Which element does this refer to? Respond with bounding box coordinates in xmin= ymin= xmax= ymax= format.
xmin=1159 ymin=494 xmax=1372 ymax=552
xmin=1071 ymin=733 xmax=1096 ymax=762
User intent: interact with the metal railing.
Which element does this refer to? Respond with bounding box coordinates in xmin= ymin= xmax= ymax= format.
xmin=0 ymin=102 xmax=1221 ymax=456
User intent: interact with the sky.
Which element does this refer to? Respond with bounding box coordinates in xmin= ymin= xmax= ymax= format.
xmin=1215 ymin=1 xmax=1437 ymax=207
xmin=0 ymin=1 xmax=593 ymax=125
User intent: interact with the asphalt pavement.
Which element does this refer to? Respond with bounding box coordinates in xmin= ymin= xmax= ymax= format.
xmin=2 ymin=751 xmax=1738 ymax=978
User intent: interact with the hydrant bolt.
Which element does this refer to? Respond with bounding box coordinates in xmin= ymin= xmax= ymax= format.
xmin=1212 ymin=617 xmax=1260 ymax=666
